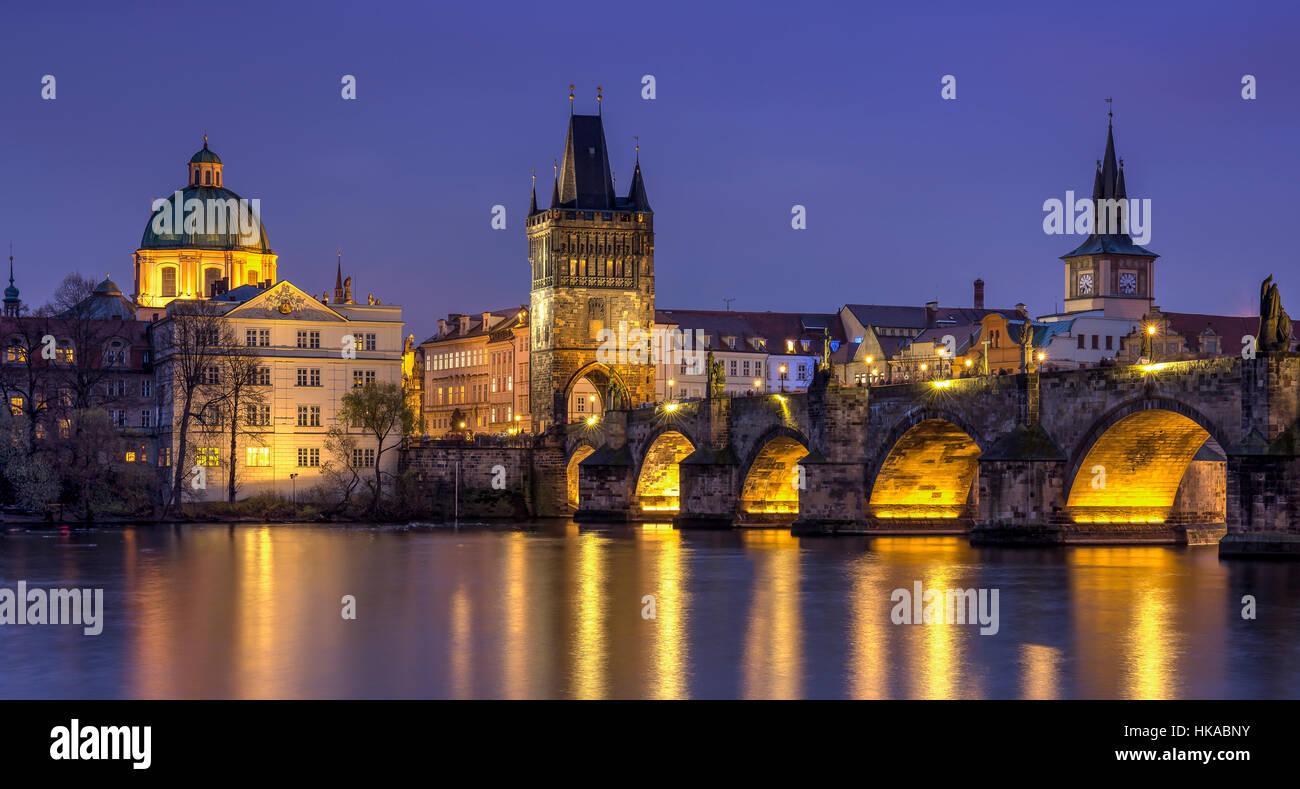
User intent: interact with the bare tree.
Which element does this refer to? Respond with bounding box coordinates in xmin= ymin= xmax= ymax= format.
xmin=214 ymin=344 xmax=269 ymax=502
xmin=157 ymin=300 xmax=236 ymax=512
xmin=0 ymin=312 xmax=56 ymax=449
xmin=337 ymin=381 xmax=417 ymax=516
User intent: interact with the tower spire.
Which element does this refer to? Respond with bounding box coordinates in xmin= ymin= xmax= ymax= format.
xmin=334 ymin=248 xmax=344 ymax=303
xmin=3 ymin=243 xmax=20 ymax=317
xmin=529 ymin=169 xmax=538 ymax=216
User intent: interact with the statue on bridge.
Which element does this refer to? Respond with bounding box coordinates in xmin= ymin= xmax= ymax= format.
xmin=1258 ymin=275 xmax=1293 ymax=354
xmin=706 ymin=350 xmax=726 ymax=399
xmin=607 ymin=378 xmax=629 ymax=411
xmin=1020 ymin=320 xmax=1037 ymax=373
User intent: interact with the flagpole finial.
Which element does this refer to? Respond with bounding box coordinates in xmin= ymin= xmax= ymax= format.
xmin=596 ymin=85 xmax=602 ymax=114
xmin=569 ymin=84 xmax=575 ymax=113
xmin=634 ymin=135 xmax=639 ymax=163
xmin=1105 ymin=97 xmax=1113 ymax=126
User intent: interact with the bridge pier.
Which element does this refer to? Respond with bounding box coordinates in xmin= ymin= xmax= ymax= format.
xmin=574 ymin=410 xmax=636 ymax=522
xmin=675 ymin=398 xmax=740 ymax=528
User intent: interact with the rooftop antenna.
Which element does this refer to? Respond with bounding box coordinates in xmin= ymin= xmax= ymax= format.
xmin=723 ymin=297 xmax=735 ymax=311
xmin=569 ymin=84 xmax=575 ymax=114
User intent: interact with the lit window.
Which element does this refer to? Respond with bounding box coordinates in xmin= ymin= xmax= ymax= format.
xmin=246 ymin=447 xmax=271 ymax=467
xmin=196 ymin=447 xmax=220 ymax=466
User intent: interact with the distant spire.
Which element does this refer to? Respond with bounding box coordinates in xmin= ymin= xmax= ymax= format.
xmin=528 ymin=169 xmax=538 ymax=216
xmin=627 ymin=159 xmax=651 ymax=212
xmin=1105 ymin=97 xmax=1113 ymax=127
xmin=334 ymin=249 xmax=345 ymax=303
xmin=550 ymin=158 xmax=559 ymax=208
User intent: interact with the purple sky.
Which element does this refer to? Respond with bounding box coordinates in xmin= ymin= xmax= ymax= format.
xmin=3 ymin=1 xmax=1298 ymax=342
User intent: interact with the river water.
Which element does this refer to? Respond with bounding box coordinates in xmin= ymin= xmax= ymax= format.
xmin=1 ymin=521 xmax=1297 ymax=699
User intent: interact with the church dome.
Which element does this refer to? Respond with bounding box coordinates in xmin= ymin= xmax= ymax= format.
xmin=140 ymin=140 xmax=271 ymax=253
xmin=93 ymin=277 xmax=122 ymax=295
xmin=189 ymin=143 xmax=222 ymax=164
xmin=139 ymin=185 xmax=272 ymax=252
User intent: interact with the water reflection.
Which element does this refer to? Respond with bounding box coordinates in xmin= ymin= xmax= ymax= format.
xmin=0 ymin=523 xmax=1292 ymax=699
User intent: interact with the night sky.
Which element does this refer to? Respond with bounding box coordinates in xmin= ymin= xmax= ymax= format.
xmin=2 ymin=1 xmax=1297 ymax=342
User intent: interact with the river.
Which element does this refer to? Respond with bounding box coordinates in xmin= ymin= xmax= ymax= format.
xmin=1 ymin=521 xmax=1296 ymax=699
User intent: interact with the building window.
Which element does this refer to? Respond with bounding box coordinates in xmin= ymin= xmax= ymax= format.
xmin=296 ymin=368 xmax=321 ymax=387
xmin=352 ymin=370 xmax=376 ymax=389
xmin=297 ymin=448 xmax=321 ymax=467
xmin=352 ymin=448 xmax=376 ymax=468
xmin=1077 ymin=334 xmax=1086 ymax=349
xmin=140 ymin=410 xmax=153 ymax=428
xmin=1092 ymin=335 xmax=1099 ymax=350
xmin=246 ymin=447 xmax=271 ymax=467
xmin=158 ymin=446 xmax=171 ymax=467
xmin=297 ymin=330 xmax=320 ymax=349
xmin=255 ymin=366 xmax=272 ymax=386
xmin=297 ymin=405 xmax=321 ymax=427
xmin=203 ymin=366 xmax=220 ymax=385
xmin=247 ymin=404 xmax=271 ymax=426
xmin=362 ymin=333 xmax=377 ymax=351
xmin=160 ymin=267 xmax=177 ymax=298
xmin=1105 ymin=335 xmax=1113 ymax=350
xmin=196 ymin=447 xmax=220 ymax=466
xmin=141 ymin=379 xmax=152 ymax=397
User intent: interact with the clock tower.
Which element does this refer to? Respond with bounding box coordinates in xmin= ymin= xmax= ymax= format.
xmin=1061 ymin=119 xmax=1157 ymax=320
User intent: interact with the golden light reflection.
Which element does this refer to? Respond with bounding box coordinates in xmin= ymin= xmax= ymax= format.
xmin=1020 ymin=644 xmax=1061 ymax=700
xmin=639 ymin=526 xmax=688 ymax=699
xmin=450 ymin=584 xmax=472 ymax=699
xmin=570 ymin=532 xmax=606 ymax=699
xmin=235 ymin=527 xmax=277 ymax=699
xmin=500 ymin=532 xmax=530 ymax=699
xmin=741 ymin=530 xmax=802 ymax=698
xmin=848 ymin=554 xmax=889 ymax=699
xmin=1068 ymin=547 xmax=1179 ymax=699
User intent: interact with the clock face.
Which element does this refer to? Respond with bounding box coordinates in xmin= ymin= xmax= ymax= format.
xmin=1119 ymin=271 xmax=1138 ymax=295
xmin=1078 ymin=272 xmax=1094 ymax=296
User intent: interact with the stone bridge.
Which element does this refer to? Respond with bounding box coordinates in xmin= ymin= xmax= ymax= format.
xmin=563 ymin=356 xmax=1300 ymax=556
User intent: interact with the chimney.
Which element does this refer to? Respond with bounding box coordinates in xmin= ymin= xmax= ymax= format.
xmin=1016 ymin=303 xmax=1028 ymax=320
xmin=458 ymin=315 xmax=471 ymax=335
xmin=925 ymin=301 xmax=938 ymax=328
xmin=973 ymin=278 xmax=985 ymax=310
xmin=482 ymin=311 xmax=493 ymax=330
xmin=437 ymin=318 xmax=447 ymax=337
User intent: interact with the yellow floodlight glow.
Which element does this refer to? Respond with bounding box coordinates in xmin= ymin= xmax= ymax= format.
xmin=1037 ymin=352 xmax=1046 ymax=361
xmin=1139 ymin=362 xmax=1169 ymax=373
xmin=586 ymin=415 xmax=598 ymax=425
xmin=931 ymin=379 xmax=953 ymax=389
xmin=663 ymin=402 xmax=678 ymax=413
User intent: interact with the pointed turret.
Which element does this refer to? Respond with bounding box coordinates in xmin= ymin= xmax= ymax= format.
xmin=626 ymin=161 xmax=651 ymax=211
xmin=528 ymin=181 xmax=539 ymax=216
xmin=3 ymin=247 xmax=20 ymax=317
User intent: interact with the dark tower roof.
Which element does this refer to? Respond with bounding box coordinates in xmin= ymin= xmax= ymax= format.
xmin=558 ymin=114 xmax=616 ymax=209
xmin=1062 ymin=119 xmax=1156 ymax=259
xmin=528 ymin=181 xmax=539 ymax=216
xmin=550 ymin=176 xmax=560 ymax=209
xmin=626 ymin=161 xmax=651 ymax=212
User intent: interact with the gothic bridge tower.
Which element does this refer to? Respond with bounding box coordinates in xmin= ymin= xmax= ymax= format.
xmin=527 ymin=95 xmax=655 ymax=431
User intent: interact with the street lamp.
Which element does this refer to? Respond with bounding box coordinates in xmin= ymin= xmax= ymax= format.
xmin=289 ymin=472 xmax=299 ymax=505
xmin=779 ymin=364 xmax=787 ymax=392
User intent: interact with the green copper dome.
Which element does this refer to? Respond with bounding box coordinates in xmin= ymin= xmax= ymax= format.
xmin=190 ymin=141 xmax=222 ymax=164
xmin=140 ymin=185 xmax=271 ymax=252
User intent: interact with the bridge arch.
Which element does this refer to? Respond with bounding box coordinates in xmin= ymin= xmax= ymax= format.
xmin=562 ymin=361 xmax=629 ymax=423
xmin=737 ymin=426 xmax=811 ymax=517
xmin=565 ymin=441 xmax=597 ymax=509
xmin=633 ymin=428 xmax=697 ymax=513
xmin=867 ymin=408 xmax=986 ymax=521
xmin=1064 ymin=397 xmax=1229 ymax=525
